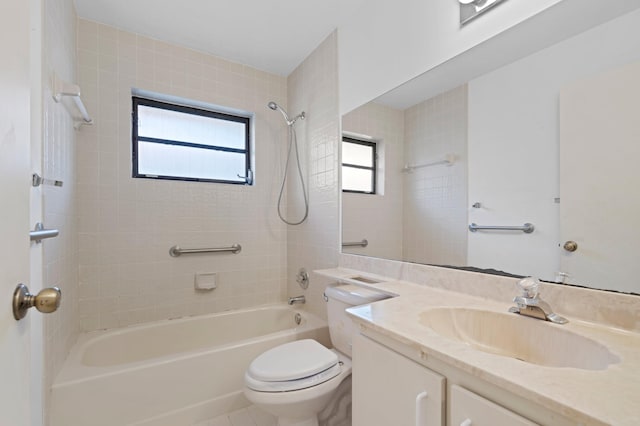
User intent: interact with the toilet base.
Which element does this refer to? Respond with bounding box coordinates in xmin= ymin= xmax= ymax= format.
xmin=276 ymin=416 xmax=318 ymax=426
xmin=243 ymin=351 xmax=352 ymax=426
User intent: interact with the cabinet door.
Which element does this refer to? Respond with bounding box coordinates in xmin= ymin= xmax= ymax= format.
xmin=352 ymin=334 xmax=445 ymax=426
xmin=450 ymin=385 xmax=538 ymax=426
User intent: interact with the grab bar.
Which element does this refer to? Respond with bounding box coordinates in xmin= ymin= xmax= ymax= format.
xmin=30 ymin=223 xmax=59 ymax=243
xmin=468 ymin=223 xmax=535 ymax=234
xmin=169 ymin=244 xmax=242 ymax=257
xmin=342 ymin=239 xmax=368 ymax=248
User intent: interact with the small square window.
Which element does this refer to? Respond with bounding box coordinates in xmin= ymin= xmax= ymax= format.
xmin=132 ymin=96 xmax=252 ymax=184
xmin=342 ymin=137 xmax=376 ymax=194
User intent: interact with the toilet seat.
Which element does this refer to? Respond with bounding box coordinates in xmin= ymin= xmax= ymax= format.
xmin=245 ymin=339 xmax=341 ymax=392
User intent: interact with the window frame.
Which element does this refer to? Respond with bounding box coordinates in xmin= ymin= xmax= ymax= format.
xmin=132 ymin=96 xmax=252 ymax=185
xmin=341 ymin=136 xmax=377 ymax=194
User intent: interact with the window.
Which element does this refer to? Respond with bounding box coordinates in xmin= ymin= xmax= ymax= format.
xmin=132 ymin=96 xmax=252 ymax=184
xmin=342 ymin=137 xmax=376 ymax=194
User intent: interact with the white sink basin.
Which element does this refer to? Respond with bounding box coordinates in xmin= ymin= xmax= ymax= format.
xmin=420 ymin=308 xmax=619 ymax=370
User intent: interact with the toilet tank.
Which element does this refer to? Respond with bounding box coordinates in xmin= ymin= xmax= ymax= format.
xmin=325 ymin=284 xmax=390 ymax=357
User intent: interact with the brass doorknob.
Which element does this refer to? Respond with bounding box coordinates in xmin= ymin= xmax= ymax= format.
xmin=13 ymin=284 xmax=62 ymax=320
xmin=563 ymin=241 xmax=578 ymax=252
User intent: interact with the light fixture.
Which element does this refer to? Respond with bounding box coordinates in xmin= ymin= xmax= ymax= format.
xmin=459 ymin=0 xmax=508 ymax=26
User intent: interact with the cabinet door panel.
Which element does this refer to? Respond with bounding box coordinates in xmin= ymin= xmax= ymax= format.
xmin=450 ymin=385 xmax=538 ymax=426
xmin=352 ymin=334 xmax=445 ymax=426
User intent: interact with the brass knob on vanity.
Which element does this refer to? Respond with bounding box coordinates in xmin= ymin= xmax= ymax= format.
xmin=563 ymin=241 xmax=578 ymax=252
xmin=12 ymin=284 xmax=62 ymax=320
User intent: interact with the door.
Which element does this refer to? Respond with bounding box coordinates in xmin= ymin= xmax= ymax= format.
xmin=0 ymin=0 xmax=37 ymax=424
xmin=559 ymin=61 xmax=640 ymax=293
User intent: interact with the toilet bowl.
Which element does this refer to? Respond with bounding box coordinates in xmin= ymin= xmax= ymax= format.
xmin=244 ymin=340 xmax=352 ymax=426
xmin=243 ymin=284 xmax=389 ymax=426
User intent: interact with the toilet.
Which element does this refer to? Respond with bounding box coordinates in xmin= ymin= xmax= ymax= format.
xmin=243 ymin=284 xmax=389 ymax=426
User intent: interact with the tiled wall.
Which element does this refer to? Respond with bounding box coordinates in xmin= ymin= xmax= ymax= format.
xmin=76 ymin=19 xmax=288 ymax=331
xmin=286 ymin=32 xmax=341 ymax=321
xmin=42 ymin=0 xmax=79 ymax=414
xmin=342 ymin=102 xmax=404 ymax=260
xmin=403 ymin=85 xmax=468 ymax=265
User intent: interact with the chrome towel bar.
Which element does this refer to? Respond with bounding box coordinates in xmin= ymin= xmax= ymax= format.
xmin=402 ymin=153 xmax=456 ymax=172
xmin=169 ymin=244 xmax=242 ymax=257
xmin=53 ymin=74 xmax=93 ymax=128
xmin=342 ymin=239 xmax=368 ymax=248
xmin=468 ymin=223 xmax=535 ymax=234
xmin=30 ymin=223 xmax=59 ymax=243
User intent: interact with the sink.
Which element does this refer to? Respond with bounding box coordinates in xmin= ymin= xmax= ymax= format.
xmin=420 ymin=308 xmax=619 ymax=370
xmin=348 ymin=276 xmax=383 ymax=284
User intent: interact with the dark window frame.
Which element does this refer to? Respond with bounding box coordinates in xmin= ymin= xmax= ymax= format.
xmin=132 ymin=96 xmax=252 ymax=185
xmin=342 ymin=136 xmax=377 ymax=194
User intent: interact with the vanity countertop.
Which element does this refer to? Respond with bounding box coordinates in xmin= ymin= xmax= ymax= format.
xmin=316 ymin=267 xmax=640 ymax=426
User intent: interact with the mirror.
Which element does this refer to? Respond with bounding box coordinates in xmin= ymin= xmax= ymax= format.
xmin=341 ymin=9 xmax=640 ymax=294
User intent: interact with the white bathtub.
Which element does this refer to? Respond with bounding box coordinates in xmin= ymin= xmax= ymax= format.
xmin=50 ymin=305 xmax=330 ymax=426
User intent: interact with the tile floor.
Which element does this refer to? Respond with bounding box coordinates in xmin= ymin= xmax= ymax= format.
xmin=192 ymin=405 xmax=276 ymax=426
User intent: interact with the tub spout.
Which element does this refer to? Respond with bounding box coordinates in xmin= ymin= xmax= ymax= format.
xmin=288 ymin=295 xmax=305 ymax=305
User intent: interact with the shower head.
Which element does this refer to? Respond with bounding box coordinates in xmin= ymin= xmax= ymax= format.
xmin=267 ymin=101 xmax=290 ymax=123
xmin=267 ymin=101 xmax=305 ymax=126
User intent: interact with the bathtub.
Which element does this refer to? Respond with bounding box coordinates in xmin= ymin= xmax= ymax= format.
xmin=50 ymin=305 xmax=330 ymax=426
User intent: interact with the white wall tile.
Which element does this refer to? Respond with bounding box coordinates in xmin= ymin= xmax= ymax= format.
xmin=42 ymin=0 xmax=79 ymax=421
xmin=342 ymin=102 xmax=405 ymax=260
xmin=286 ymin=32 xmax=341 ymax=321
xmin=403 ymin=85 xmax=468 ymax=265
xmin=77 ymin=19 xmax=288 ymax=331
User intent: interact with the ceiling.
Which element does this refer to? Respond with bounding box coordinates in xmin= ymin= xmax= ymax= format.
xmin=74 ymin=0 xmax=366 ymax=76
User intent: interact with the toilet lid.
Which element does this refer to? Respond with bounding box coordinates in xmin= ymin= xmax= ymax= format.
xmin=247 ymin=339 xmax=339 ymax=382
xmin=245 ymin=362 xmax=341 ymax=392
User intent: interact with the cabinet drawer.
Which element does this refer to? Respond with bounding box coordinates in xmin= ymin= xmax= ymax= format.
xmin=450 ymin=385 xmax=539 ymax=426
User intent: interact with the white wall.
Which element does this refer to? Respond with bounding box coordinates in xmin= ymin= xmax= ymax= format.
xmin=76 ymin=20 xmax=289 ymax=331
xmin=467 ymin=8 xmax=640 ymax=281
xmin=342 ymin=102 xmax=404 ymax=261
xmin=339 ymin=0 xmax=640 ymax=115
xmin=338 ymin=0 xmax=564 ymax=114
xmin=286 ymin=32 xmax=341 ymax=321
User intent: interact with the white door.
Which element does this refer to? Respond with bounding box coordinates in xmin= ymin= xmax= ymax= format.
xmin=559 ymin=61 xmax=640 ymax=293
xmin=0 ymin=0 xmax=37 ymax=424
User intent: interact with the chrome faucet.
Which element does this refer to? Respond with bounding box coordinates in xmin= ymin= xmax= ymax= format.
xmin=508 ymin=277 xmax=568 ymax=324
xmin=288 ymin=295 xmax=306 ymax=305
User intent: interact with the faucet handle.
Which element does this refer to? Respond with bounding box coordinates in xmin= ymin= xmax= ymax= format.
xmin=516 ymin=277 xmax=540 ymax=299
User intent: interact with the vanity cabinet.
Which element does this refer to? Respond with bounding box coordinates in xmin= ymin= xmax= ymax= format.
xmin=353 ymin=333 xmax=540 ymax=426
xmin=352 ymin=333 xmax=445 ymax=426
xmin=450 ymin=385 xmax=538 ymax=426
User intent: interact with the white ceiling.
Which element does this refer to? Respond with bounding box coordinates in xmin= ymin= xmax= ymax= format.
xmin=74 ymin=0 xmax=366 ymax=76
